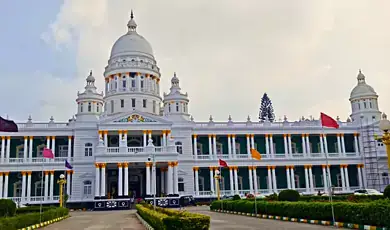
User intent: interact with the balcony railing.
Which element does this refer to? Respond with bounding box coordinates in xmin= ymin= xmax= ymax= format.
xmin=193 ymin=152 xmax=360 ymax=160
xmin=10 ymin=196 xmax=60 ymax=204
xmin=5 ymin=157 xmax=70 ymax=164
xmin=101 ymin=146 xmax=178 ymax=154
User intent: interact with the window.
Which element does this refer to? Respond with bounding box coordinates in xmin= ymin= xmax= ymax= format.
xmin=238 ymin=176 xmax=243 ymax=191
xmin=143 ymin=99 xmax=147 ymax=108
xmin=58 ymin=145 xmax=68 ymax=157
xmin=88 ymin=102 xmax=92 ymax=112
xmin=34 ymin=181 xmax=43 ymax=196
xmin=168 ymin=104 xmax=171 ymax=112
xmin=131 ymin=79 xmax=136 ymax=88
xmin=176 ymin=103 xmax=179 ymax=112
xmin=256 ymin=176 xmax=260 ymax=190
xmin=294 ymin=175 xmax=300 ymax=188
xmin=220 ymin=176 xmax=225 ymax=190
xmin=175 ymin=142 xmax=183 ymax=154
xmin=358 ymin=103 xmax=361 ymax=110
xmin=198 ymin=176 xmax=205 ymax=191
xmin=121 ymin=99 xmax=124 ymax=108
xmin=216 ymin=143 xmax=223 ymax=155
xmin=122 ymin=79 xmax=126 ymax=88
xmin=364 ymin=101 xmax=367 ymax=109
xmin=382 ymin=173 xmax=389 ymax=185
xmin=140 ymin=80 xmax=144 ymax=89
xmin=132 ymin=99 xmax=136 ymax=108
xmin=336 ymin=173 xmax=342 ymax=187
xmin=178 ymin=177 xmax=184 ymax=192
xmin=153 ymin=101 xmax=156 ymax=113
xmin=369 ymin=101 xmax=373 ymax=108
xmin=84 ymin=143 xmax=93 ymax=156
xmin=83 ymin=180 xmax=92 ymax=197
xmin=97 ymin=104 xmax=99 ymax=113
xmin=235 ymin=143 xmax=241 ymax=155
xmin=80 ymin=103 xmax=83 ymax=112
xmin=111 ymin=100 xmax=114 ymax=113
xmin=197 ymin=143 xmax=203 ymax=155
xmin=183 ymin=103 xmax=186 ymax=113
xmin=36 ymin=144 xmax=45 ymax=157
xmin=291 ymin=142 xmax=297 ymax=154
xmin=13 ymin=181 xmax=22 ymax=197
xmin=16 ymin=144 xmax=24 ymax=158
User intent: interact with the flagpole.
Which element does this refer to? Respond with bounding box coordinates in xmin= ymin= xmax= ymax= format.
xmin=39 ymin=157 xmax=44 ymax=224
xmin=251 ymin=153 xmax=257 ymax=216
xmin=321 ymin=125 xmax=336 ymax=226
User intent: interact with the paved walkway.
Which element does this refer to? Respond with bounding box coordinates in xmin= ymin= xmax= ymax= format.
xmin=186 ymin=206 xmax=343 ymax=230
xmin=43 ymin=210 xmax=145 ymax=230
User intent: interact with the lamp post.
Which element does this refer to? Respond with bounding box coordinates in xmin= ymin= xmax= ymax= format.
xmin=148 ymin=154 xmax=156 ymax=210
xmin=214 ymin=169 xmax=221 ymax=200
xmin=57 ymin=174 xmax=66 ymax=208
xmin=378 ymin=113 xmax=390 ymax=170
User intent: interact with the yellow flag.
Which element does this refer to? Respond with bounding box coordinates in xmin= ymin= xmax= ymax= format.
xmin=251 ymin=148 xmax=262 ymax=160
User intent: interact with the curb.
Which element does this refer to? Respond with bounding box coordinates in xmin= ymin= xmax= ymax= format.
xmin=135 ymin=212 xmax=154 ymax=230
xmin=19 ymin=215 xmax=70 ymax=230
xmin=212 ymin=209 xmax=386 ymax=230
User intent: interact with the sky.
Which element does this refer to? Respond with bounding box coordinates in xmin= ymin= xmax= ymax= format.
xmin=0 ymin=0 xmax=389 ymax=123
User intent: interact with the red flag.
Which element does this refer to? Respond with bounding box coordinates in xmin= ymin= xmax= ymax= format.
xmin=0 ymin=116 xmax=18 ymax=132
xmin=219 ymin=159 xmax=228 ymax=167
xmin=320 ymin=113 xmax=339 ymax=129
xmin=43 ymin=148 xmax=54 ymax=159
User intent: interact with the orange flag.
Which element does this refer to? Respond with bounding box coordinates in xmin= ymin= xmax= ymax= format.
xmin=251 ymin=148 xmax=262 ymax=160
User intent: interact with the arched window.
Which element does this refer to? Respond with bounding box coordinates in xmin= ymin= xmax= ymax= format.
xmin=336 ymin=173 xmax=342 ymax=187
xmin=88 ymin=102 xmax=92 ymax=112
xmin=168 ymin=104 xmax=171 ymax=112
xmin=85 ymin=143 xmax=93 ymax=157
xmin=176 ymin=103 xmax=179 ymax=112
xmin=238 ymin=176 xmax=243 ymax=191
xmin=178 ymin=177 xmax=184 ymax=192
xmin=97 ymin=104 xmax=99 ymax=113
xmin=294 ymin=175 xmax=300 ymax=188
xmin=196 ymin=143 xmax=203 ymax=155
xmin=291 ymin=142 xmax=297 ymax=154
xmin=34 ymin=181 xmax=43 ymax=196
xmin=382 ymin=173 xmax=389 ymax=185
xmin=198 ymin=176 xmax=205 ymax=191
xmin=216 ymin=142 xmax=223 ymax=155
xmin=13 ymin=181 xmax=22 ymax=197
xmin=80 ymin=103 xmax=83 ymax=113
xmin=175 ymin=142 xmax=183 ymax=154
xmin=83 ymin=180 xmax=92 ymax=197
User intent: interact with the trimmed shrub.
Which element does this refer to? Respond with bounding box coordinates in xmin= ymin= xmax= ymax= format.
xmin=278 ymin=190 xmax=300 ymax=202
xmin=136 ymin=204 xmax=210 ymax=230
xmin=299 ymin=194 xmax=384 ymax=202
xmin=265 ymin=193 xmax=278 ymax=201
xmin=232 ymin=195 xmax=241 ymax=200
xmin=16 ymin=206 xmax=53 ymax=215
xmin=0 ymin=207 xmax=68 ymax=230
xmin=0 ymin=199 xmax=16 ymax=217
xmin=210 ymin=199 xmax=390 ymax=228
xmin=384 ymin=185 xmax=390 ymax=199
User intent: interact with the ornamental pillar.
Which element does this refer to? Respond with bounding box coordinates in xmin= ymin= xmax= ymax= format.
xmin=193 ymin=134 xmax=198 ymax=157
xmin=340 ymin=164 xmax=346 ymax=191
xmin=252 ymin=166 xmax=258 ymax=195
xmin=267 ymin=166 xmax=272 ymax=193
xmin=344 ymin=164 xmax=350 ymax=191
xmin=228 ymin=166 xmax=234 ymax=195
xmin=308 ymin=165 xmax=314 ymax=193
xmin=208 ymin=135 xmax=213 ymax=157
xmin=301 ymin=134 xmax=306 ymax=156
xmin=322 ymin=164 xmax=328 ymax=193
xmin=95 ymin=163 xmax=100 ymax=197
xmin=232 ymin=135 xmax=237 ymax=159
xmin=323 ymin=134 xmax=329 ymax=154
xmin=341 ymin=134 xmax=346 ymax=154
xmin=0 ymin=173 xmax=3 ymax=199
xmin=337 ymin=134 xmax=342 ymax=154
xmin=248 ymin=166 xmax=253 ymax=194
xmin=23 ymin=137 xmax=28 ymax=162
xmin=51 ymin=136 xmax=56 ymax=156
xmin=320 ymin=134 xmax=325 ymax=154
xmin=143 ymin=130 xmax=148 ymax=147
xmin=148 ymin=130 xmax=152 ymax=142
xmin=212 ymin=135 xmax=217 ymax=158
xmin=173 ymin=161 xmax=179 ymax=195
xmin=304 ymin=165 xmax=310 ymax=193
xmin=233 ymin=166 xmax=239 ymax=194
xmin=305 ymin=134 xmax=311 ymax=155
xmin=27 ymin=171 xmax=32 ymax=202
xmin=209 ymin=167 xmax=215 ymax=194
xmin=6 ymin=137 xmax=10 ymax=162
xmin=3 ymin=172 xmax=8 ymax=198
xmin=118 ymin=163 xmax=123 ymax=197
xmin=104 ymin=131 xmax=108 ymax=147
xmin=145 ymin=162 xmax=152 ymax=195
xmin=265 ymin=135 xmax=270 ymax=156
xmin=162 ymin=130 xmax=166 ymax=147
xmin=357 ymin=164 xmax=363 ymax=189
xmin=193 ymin=167 xmax=199 ymax=196
xmin=67 ymin=136 xmax=72 ymax=161
xmin=250 ymin=134 xmax=255 ymax=149
xmin=123 ymin=130 xmax=128 ymax=144
xmin=118 ymin=130 xmax=123 ymax=142
xmin=286 ymin=166 xmax=291 ymax=189
xmin=44 ymin=171 xmax=49 ymax=200
xmin=283 ymin=134 xmax=288 ymax=158
xmin=288 ymin=134 xmax=293 ymax=156
xmin=124 ymin=162 xmax=129 ymax=196
xmin=152 ymin=161 xmax=157 ymax=195
xmin=271 ymin=166 xmax=277 ymax=193
xmin=167 ymin=162 xmax=173 ymax=195
xmin=354 ymin=133 xmax=359 ymax=154
xmin=166 ymin=130 xmax=171 ymax=140
xmin=100 ymin=163 xmax=106 ymax=197
xmin=98 ymin=130 xmax=103 ymax=140
xmin=269 ymin=134 xmax=274 ymax=157
xmin=21 ymin=171 xmax=26 ymax=201
xmin=1 ymin=137 xmax=5 ymax=163
xmin=49 ymin=170 xmax=54 ymax=200
xmin=66 ymin=170 xmax=72 ymax=196
xmin=290 ymin=166 xmax=295 ymax=189
xmin=246 ymin=134 xmax=251 ymax=157
xmin=227 ymin=135 xmax=232 ymax=158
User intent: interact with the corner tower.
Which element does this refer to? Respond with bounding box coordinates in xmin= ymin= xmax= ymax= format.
xmin=349 ymin=69 xmax=381 ymax=124
xmin=103 ymin=11 xmax=162 ymax=116
xmin=76 ymin=71 xmax=104 ymax=121
xmin=163 ymin=72 xmax=190 ymax=121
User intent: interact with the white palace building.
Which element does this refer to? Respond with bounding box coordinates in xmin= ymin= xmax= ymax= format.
xmin=0 ymin=13 xmax=388 ymax=209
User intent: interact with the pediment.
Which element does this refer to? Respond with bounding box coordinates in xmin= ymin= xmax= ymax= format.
xmin=100 ymin=111 xmax=172 ymax=125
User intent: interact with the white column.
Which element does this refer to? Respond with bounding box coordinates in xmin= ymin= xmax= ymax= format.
xmin=232 ymin=135 xmax=237 ymax=159
xmin=3 ymin=172 xmax=8 ymax=198
xmin=227 ymin=135 xmax=232 ymax=158
xmin=288 ymin=134 xmax=293 ymax=156
xmin=286 ymin=166 xmax=291 ymax=189
xmin=323 ymin=134 xmax=329 ymax=154
xmin=28 ymin=136 xmax=33 ymax=162
xmin=357 ymin=165 xmax=363 ymax=189
xmin=166 ymin=130 xmax=171 ymax=141
xmin=104 ymin=131 xmax=108 ymax=147
xmin=267 ymin=166 xmax=272 ymax=193
xmin=265 ymin=135 xmax=270 ymax=156
xmin=246 ymin=135 xmax=251 ymax=157
xmin=118 ymin=163 xmax=123 ymax=196
xmin=49 ymin=171 xmax=54 ymax=200
xmin=354 ymin=133 xmax=359 ymax=154
xmin=21 ymin=172 xmax=26 ymax=201
xmin=118 ymin=130 xmax=123 ymax=142
xmin=123 ymin=131 xmax=128 ymax=146
xmin=66 ymin=171 xmax=71 ymax=196
xmin=23 ymin=137 xmax=28 ymax=162
xmin=233 ymin=167 xmax=239 ymax=194
xmin=46 ymin=136 xmax=50 ymax=149
xmin=98 ymin=131 xmax=103 ymax=141
xmin=27 ymin=172 xmax=31 ymax=202
xmin=208 ymin=135 xmax=213 ymax=157
xmin=326 ymin=166 xmax=331 ymax=191
xmin=344 ymin=165 xmax=350 ymax=191
xmin=362 ymin=165 xmax=367 ymax=188
xmin=148 ymin=130 xmax=153 ymax=143
xmin=322 ymin=165 xmax=328 ymax=193
xmin=44 ymin=171 xmax=49 ymax=200
xmin=251 ymin=134 xmax=255 ymax=149
xmin=1 ymin=137 xmax=5 ymax=163
xmin=100 ymin=164 xmax=106 ymax=197
xmin=320 ymin=134 xmax=325 ymax=154
xmin=51 ymin=136 xmax=56 ymax=156
xmin=6 ymin=137 xmax=10 ymax=162
xmin=0 ymin=173 xmax=3 ymax=198
xmin=271 ymin=166 xmax=277 ymax=193
xmin=269 ymin=135 xmax=274 ymax=157
xmin=160 ymin=169 xmax=165 ymax=195
xmin=173 ymin=162 xmax=179 ymax=195
xmin=67 ymin=136 xmax=72 ymax=161
xmin=229 ymin=167 xmax=234 ymax=195
xmin=248 ymin=166 xmax=253 ymax=194
xmin=209 ymin=167 xmax=215 ymax=194
xmin=143 ymin=131 xmax=148 ymax=147
xmin=95 ymin=164 xmax=100 ymax=197
xmin=152 ymin=163 xmax=157 ymax=195
xmin=305 ymin=134 xmax=311 ymax=156
xmin=340 ymin=165 xmax=346 ymax=191
xmin=301 ymin=134 xmax=306 ymax=156
xmin=304 ymin=166 xmax=310 ymax=193
xmin=167 ymin=163 xmax=173 ymax=194
xmin=253 ymin=167 xmax=258 ymax=195
xmin=341 ymin=134 xmax=346 ymax=154
xmin=146 ymin=163 xmax=151 ymax=195
xmin=337 ymin=134 xmax=342 ymax=155
xmin=194 ymin=167 xmax=199 ymax=196
xmin=193 ymin=135 xmax=198 ymax=158
xmin=162 ymin=131 xmax=166 ymax=147
xmin=212 ymin=135 xmax=217 ymax=159
xmin=309 ymin=166 xmax=314 ymax=193
xmin=283 ymin=134 xmax=289 ymax=158
xmin=124 ymin=163 xmax=129 ymax=196
xmin=290 ymin=166 xmax=295 ymax=190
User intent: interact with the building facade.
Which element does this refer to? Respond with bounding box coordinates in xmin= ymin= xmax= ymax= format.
xmin=0 ymin=13 xmax=388 ymax=207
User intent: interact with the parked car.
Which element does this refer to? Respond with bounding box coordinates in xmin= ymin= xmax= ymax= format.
xmin=353 ymin=189 xmax=383 ymax=195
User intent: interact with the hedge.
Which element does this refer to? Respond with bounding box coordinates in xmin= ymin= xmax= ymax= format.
xmin=16 ymin=206 xmax=53 ymax=215
xmin=0 ymin=207 xmax=69 ymax=230
xmin=247 ymin=194 xmax=384 ymax=202
xmin=136 ymin=204 xmax=210 ymax=230
xmin=211 ymin=199 xmax=390 ymax=228
xmin=0 ymin=199 xmax=16 ymax=217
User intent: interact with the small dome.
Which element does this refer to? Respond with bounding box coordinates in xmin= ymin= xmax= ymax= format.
xmin=110 ymin=12 xmax=154 ymax=59
xmin=86 ymin=70 xmax=95 ymax=82
xmin=350 ymin=70 xmax=377 ymax=99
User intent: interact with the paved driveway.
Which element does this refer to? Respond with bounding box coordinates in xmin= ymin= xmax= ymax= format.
xmin=43 ymin=210 xmax=145 ymax=230
xmin=186 ymin=206 xmax=343 ymax=230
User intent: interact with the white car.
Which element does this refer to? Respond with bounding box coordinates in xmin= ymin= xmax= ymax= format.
xmin=353 ymin=189 xmax=383 ymax=196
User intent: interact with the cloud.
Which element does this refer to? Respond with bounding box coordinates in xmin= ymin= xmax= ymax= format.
xmin=39 ymin=0 xmax=390 ymax=122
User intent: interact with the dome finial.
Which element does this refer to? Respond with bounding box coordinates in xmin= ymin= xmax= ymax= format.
xmin=131 ymin=10 xmax=134 ymax=19
xmin=357 ymin=69 xmax=366 ymax=84
xmin=127 ymin=10 xmax=137 ymax=32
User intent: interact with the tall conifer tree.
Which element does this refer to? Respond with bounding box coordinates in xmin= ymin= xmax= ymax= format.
xmin=259 ymin=93 xmax=275 ymax=122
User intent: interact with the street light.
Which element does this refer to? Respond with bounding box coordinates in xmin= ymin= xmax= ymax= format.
xmin=214 ymin=169 xmax=221 ymax=200
xmin=148 ymin=155 xmax=156 ymax=210
xmin=57 ymin=174 xmax=66 ymax=208
xmin=378 ymin=113 xmax=390 ymax=170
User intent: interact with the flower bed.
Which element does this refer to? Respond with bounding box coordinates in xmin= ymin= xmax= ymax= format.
xmin=211 ymin=199 xmax=390 ymax=228
xmin=136 ymin=204 xmax=210 ymax=230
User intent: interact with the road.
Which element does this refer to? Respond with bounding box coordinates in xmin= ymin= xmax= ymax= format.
xmin=43 ymin=210 xmax=145 ymax=230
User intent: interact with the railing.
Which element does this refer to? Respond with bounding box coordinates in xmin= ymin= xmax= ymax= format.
xmin=16 ymin=123 xmax=71 ymax=129
xmin=6 ymin=157 xmax=70 ymax=164
xmin=194 ymin=120 xmax=356 ymax=128
xmin=103 ymin=146 xmax=178 ymax=154
xmin=194 ymin=152 xmax=360 ymax=160
xmin=10 ymin=196 xmax=60 ymax=204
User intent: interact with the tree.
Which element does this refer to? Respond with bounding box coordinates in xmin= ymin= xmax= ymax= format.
xmin=259 ymin=93 xmax=275 ymax=122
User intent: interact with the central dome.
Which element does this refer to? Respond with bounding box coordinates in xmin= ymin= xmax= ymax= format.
xmin=350 ymin=70 xmax=377 ymax=99
xmin=110 ymin=12 xmax=154 ymax=59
